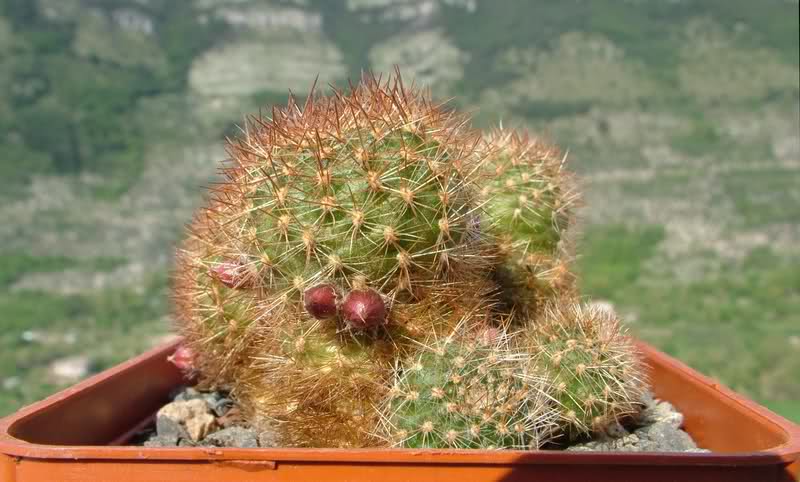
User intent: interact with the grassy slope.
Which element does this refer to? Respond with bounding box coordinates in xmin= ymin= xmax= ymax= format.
xmin=579 ymin=226 xmax=800 ymax=419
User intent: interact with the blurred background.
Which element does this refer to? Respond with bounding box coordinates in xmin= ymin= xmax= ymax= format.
xmin=0 ymin=0 xmax=798 ymax=421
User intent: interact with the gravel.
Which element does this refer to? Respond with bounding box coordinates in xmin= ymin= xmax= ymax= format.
xmin=139 ymin=388 xmax=707 ymax=452
xmin=156 ymin=398 xmax=217 ymax=442
xmin=140 ymin=387 xmax=276 ymax=448
xmin=204 ymin=426 xmax=259 ymax=448
xmin=567 ymin=392 xmax=709 ymax=453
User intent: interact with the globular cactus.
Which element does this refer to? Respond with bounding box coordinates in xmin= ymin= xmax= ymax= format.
xmin=235 ymin=309 xmax=392 ymax=447
xmin=526 ymin=302 xmax=647 ymax=440
xmin=177 ymin=73 xmax=490 ymax=334
xmin=481 ymin=129 xmax=581 ymax=319
xmin=380 ymin=324 xmax=559 ymax=449
xmin=218 ymin=75 xmax=485 ymax=304
xmin=172 ymin=71 xmax=650 ymax=449
xmin=172 ymin=73 xmax=495 ymax=447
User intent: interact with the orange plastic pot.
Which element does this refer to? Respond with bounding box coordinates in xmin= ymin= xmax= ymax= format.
xmin=1 ymin=339 xmax=798 ymax=482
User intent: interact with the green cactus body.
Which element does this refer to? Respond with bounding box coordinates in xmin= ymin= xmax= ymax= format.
xmin=382 ymin=328 xmax=558 ymax=449
xmin=481 ymin=129 xmax=580 ymax=318
xmin=211 ymin=85 xmax=484 ymax=304
xmin=172 ymin=74 xmax=496 ymax=447
xmin=528 ymin=302 xmax=647 ymax=439
xmin=175 ymin=76 xmax=489 ymax=349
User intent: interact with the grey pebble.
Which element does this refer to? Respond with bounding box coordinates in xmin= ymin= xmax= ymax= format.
xmin=636 ymin=422 xmax=701 ymax=452
xmin=155 ymin=414 xmax=190 ymax=440
xmin=210 ymin=397 xmax=234 ymax=417
xmin=258 ymin=428 xmax=279 ymax=448
xmin=178 ymin=437 xmax=198 ymax=447
xmin=143 ymin=434 xmax=180 ymax=447
xmin=568 ymin=394 xmax=708 ymax=453
xmin=203 ymin=426 xmax=259 ymax=448
xmin=173 ymin=387 xmax=202 ymax=402
xmin=642 ymin=400 xmax=684 ymax=428
xmin=175 ymin=386 xmax=216 ymax=400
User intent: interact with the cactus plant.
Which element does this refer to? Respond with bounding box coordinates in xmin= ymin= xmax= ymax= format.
xmin=526 ymin=302 xmax=647 ymax=440
xmin=172 ymin=73 xmax=496 ymax=447
xmin=481 ymin=129 xmax=581 ymax=319
xmin=379 ymin=323 xmax=559 ymax=449
xmin=172 ymin=71 xmax=649 ymax=449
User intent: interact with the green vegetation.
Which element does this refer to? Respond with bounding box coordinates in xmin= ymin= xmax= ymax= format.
xmin=670 ymin=120 xmax=723 ymax=157
xmin=0 ymin=0 xmax=225 ymax=198
xmin=764 ymin=401 xmax=800 ymax=423
xmin=720 ymin=169 xmax=800 ymax=228
xmin=0 ymin=275 xmax=168 ymax=415
xmin=580 ymin=227 xmax=800 ymax=420
xmin=0 ymin=253 xmax=76 ymax=287
xmin=578 ymin=225 xmax=665 ymax=299
xmin=511 ymin=100 xmax=593 ymax=121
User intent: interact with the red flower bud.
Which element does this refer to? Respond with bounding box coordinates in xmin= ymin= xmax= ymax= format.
xmin=341 ymin=288 xmax=387 ymax=330
xmin=304 ymin=284 xmax=339 ymax=319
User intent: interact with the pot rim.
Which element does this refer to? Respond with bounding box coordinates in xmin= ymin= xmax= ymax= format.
xmin=1 ymin=339 xmax=798 ymax=467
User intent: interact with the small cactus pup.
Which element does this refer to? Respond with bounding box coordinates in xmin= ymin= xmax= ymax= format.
xmin=172 ymin=72 xmax=493 ymax=447
xmin=380 ymin=324 xmax=559 ymax=449
xmin=526 ymin=302 xmax=647 ymax=440
xmin=481 ymin=129 xmax=582 ymax=319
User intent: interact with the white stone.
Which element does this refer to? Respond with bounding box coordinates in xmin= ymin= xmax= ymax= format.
xmin=189 ymin=37 xmax=346 ymax=96
xmin=49 ymin=356 xmax=91 ymax=382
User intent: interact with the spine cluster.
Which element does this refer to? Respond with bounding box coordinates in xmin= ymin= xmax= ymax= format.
xmin=172 ymin=72 xmax=647 ymax=449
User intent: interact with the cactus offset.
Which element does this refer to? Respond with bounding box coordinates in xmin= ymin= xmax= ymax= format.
xmin=231 ymin=290 xmax=497 ymax=447
xmin=481 ymin=129 xmax=581 ymax=319
xmin=527 ymin=302 xmax=647 ymax=439
xmin=380 ymin=324 xmax=558 ymax=449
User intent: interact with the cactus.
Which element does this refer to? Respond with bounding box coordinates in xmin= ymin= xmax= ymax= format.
xmin=172 ymin=72 xmax=650 ymax=449
xmin=526 ymin=302 xmax=647 ymax=440
xmin=380 ymin=324 xmax=559 ymax=449
xmin=172 ymin=73 xmax=497 ymax=447
xmin=481 ymin=129 xmax=581 ymax=319
xmin=227 ymin=290 xmax=499 ymax=447
xmin=217 ymin=75 xmax=485 ymax=302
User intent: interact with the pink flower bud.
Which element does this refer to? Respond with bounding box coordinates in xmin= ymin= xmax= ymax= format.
xmin=168 ymin=345 xmax=195 ymax=372
xmin=341 ymin=289 xmax=387 ymax=330
xmin=210 ymin=261 xmax=248 ymax=289
xmin=304 ymin=284 xmax=339 ymax=319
